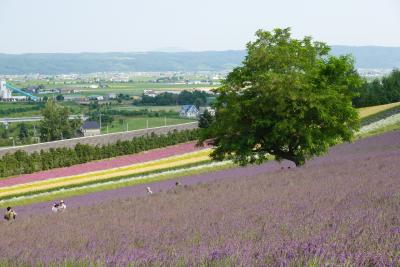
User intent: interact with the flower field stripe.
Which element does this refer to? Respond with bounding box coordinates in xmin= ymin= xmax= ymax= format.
xmin=0 ymin=149 xmax=211 ymax=192
xmin=0 ymin=149 xmax=212 ymax=198
xmin=0 ymin=149 xmax=212 ymax=197
xmin=0 ymin=142 xmax=208 ymax=188
xmin=0 ymin=161 xmax=233 ymax=208
xmin=0 ymin=159 xmax=213 ymax=202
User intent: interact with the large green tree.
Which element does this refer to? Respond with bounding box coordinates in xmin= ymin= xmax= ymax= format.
xmin=39 ymin=100 xmax=82 ymax=141
xmin=200 ymin=28 xmax=362 ymax=166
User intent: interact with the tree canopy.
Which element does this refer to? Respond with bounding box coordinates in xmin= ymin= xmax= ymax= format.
xmin=352 ymin=69 xmax=400 ymax=107
xmin=200 ymin=28 xmax=362 ymax=166
xmin=39 ymin=100 xmax=82 ymax=142
xmin=137 ymin=90 xmax=212 ymax=106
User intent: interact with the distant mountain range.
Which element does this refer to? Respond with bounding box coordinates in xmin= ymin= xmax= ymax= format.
xmin=0 ymin=46 xmax=399 ymax=75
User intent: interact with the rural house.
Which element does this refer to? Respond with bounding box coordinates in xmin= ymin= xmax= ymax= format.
xmin=180 ymin=105 xmax=199 ymax=119
xmin=80 ymin=120 xmax=101 ymax=137
xmin=88 ymin=95 xmax=104 ymax=101
xmin=144 ymin=89 xmax=157 ymax=97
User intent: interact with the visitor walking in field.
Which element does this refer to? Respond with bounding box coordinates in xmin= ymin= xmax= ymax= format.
xmin=52 ymin=200 xmax=66 ymax=212
xmin=4 ymin=207 xmax=17 ymax=221
xmin=146 ymin=187 xmax=153 ymax=195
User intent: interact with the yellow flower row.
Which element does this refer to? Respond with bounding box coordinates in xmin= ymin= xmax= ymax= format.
xmin=0 ymin=149 xmax=212 ymax=198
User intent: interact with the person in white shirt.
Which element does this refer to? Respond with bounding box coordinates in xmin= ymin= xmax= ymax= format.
xmin=146 ymin=187 xmax=153 ymax=195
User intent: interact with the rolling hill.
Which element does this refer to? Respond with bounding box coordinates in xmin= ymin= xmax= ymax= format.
xmin=0 ymin=46 xmax=399 ymax=74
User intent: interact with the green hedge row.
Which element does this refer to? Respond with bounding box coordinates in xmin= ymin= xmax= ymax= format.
xmin=0 ymin=105 xmax=43 ymax=116
xmin=106 ymin=109 xmax=178 ymax=117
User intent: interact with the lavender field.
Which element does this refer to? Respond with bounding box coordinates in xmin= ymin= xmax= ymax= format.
xmin=0 ymin=131 xmax=400 ymax=266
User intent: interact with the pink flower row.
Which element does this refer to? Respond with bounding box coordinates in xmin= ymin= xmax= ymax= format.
xmin=0 ymin=142 xmax=208 ymax=188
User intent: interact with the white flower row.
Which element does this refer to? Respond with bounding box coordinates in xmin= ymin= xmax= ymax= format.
xmin=358 ymin=112 xmax=400 ymax=135
xmin=0 ymin=160 xmax=232 ymax=204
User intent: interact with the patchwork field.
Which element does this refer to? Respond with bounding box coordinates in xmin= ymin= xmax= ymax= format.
xmin=0 ymin=142 xmax=207 ymax=188
xmin=0 ymin=149 xmax=213 ymax=200
xmin=0 ymin=140 xmax=218 ymax=207
xmin=0 ymin=130 xmax=399 ymax=266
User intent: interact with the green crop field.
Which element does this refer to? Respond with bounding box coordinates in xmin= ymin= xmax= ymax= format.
xmin=101 ymin=116 xmax=194 ymax=134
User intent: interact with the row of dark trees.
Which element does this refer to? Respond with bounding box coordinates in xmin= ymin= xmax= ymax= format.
xmin=136 ymin=90 xmax=213 ymax=107
xmin=353 ymin=69 xmax=400 ymax=107
xmin=0 ymin=105 xmax=43 ymax=116
xmin=103 ymin=109 xmax=178 ymax=118
xmin=0 ymin=129 xmax=200 ymax=178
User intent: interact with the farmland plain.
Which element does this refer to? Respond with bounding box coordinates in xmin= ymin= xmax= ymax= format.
xmin=10 ymin=81 xmax=216 ymax=97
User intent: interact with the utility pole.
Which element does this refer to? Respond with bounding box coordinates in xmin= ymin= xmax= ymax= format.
xmin=146 ymin=119 xmax=149 ymax=129
xmin=99 ymin=113 xmax=102 ymax=134
xmin=126 ymin=122 xmax=129 ymax=132
xmin=106 ymin=125 xmax=109 ymax=134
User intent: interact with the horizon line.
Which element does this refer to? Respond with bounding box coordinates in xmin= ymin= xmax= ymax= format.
xmin=1 ymin=44 xmax=400 ymax=56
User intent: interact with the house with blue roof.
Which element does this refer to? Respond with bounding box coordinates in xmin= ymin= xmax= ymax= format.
xmin=179 ymin=105 xmax=199 ymax=119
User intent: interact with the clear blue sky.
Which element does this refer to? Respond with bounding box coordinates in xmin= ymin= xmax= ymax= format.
xmin=0 ymin=0 xmax=399 ymax=53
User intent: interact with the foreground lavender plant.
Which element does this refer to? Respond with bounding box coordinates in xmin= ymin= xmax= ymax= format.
xmin=0 ymin=131 xmax=399 ymax=266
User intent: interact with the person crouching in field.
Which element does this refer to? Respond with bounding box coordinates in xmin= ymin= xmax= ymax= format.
xmin=4 ymin=207 xmax=17 ymax=221
xmin=52 ymin=200 xmax=66 ymax=213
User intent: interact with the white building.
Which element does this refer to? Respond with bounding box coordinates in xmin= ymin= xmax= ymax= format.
xmin=88 ymin=95 xmax=104 ymax=101
xmin=107 ymin=93 xmax=117 ymax=99
xmin=144 ymin=89 xmax=157 ymax=97
xmin=0 ymin=80 xmax=12 ymax=99
xmin=180 ymin=105 xmax=199 ymax=119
